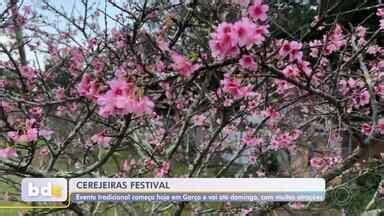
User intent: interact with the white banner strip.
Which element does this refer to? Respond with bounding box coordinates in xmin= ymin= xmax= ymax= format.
xmin=69 ymin=178 xmax=325 ymax=193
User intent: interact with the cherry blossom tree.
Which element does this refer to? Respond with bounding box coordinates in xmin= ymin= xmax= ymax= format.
xmin=0 ymin=0 xmax=384 ymax=215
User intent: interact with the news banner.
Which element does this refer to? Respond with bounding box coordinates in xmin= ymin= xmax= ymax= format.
xmin=20 ymin=178 xmax=325 ymax=203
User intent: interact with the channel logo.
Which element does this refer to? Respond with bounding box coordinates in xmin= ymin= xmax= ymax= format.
xmin=21 ymin=178 xmax=67 ymax=202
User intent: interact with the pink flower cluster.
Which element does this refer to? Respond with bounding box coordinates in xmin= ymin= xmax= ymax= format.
xmin=338 ymin=78 xmax=365 ymax=96
xmin=248 ymin=0 xmax=269 ymax=21
xmin=0 ymin=147 xmax=17 ymax=159
xmin=78 ymin=74 xmax=101 ymax=100
xmin=221 ymin=73 xmax=254 ymax=99
xmin=7 ymin=119 xmax=52 ymax=144
xmin=274 ymin=80 xmax=294 ymax=95
xmin=54 ymin=87 xmax=66 ymax=100
xmin=270 ymin=129 xmax=301 ymax=150
xmin=378 ymin=8 xmax=384 ymax=31
xmin=325 ymin=25 xmax=346 ymax=55
xmin=156 ymin=161 xmax=171 ymax=177
xmin=91 ymin=57 xmax=105 ymax=75
xmin=353 ymin=90 xmax=370 ymax=108
xmin=262 ymin=106 xmax=280 ymax=120
xmin=239 ymin=54 xmax=257 ymax=71
xmin=67 ymin=47 xmax=85 ymax=76
xmin=171 ymin=52 xmax=200 ymax=77
xmin=242 ymin=130 xmax=263 ymax=147
xmin=20 ymin=65 xmax=37 ymax=81
xmin=310 ymin=155 xmax=340 ymax=171
xmin=361 ymin=118 xmax=384 ymax=136
xmin=192 ymin=114 xmax=207 ymax=126
xmin=338 ymin=78 xmax=371 ymax=109
xmin=91 ymin=130 xmax=112 ymax=148
xmin=376 ymin=82 xmax=384 ymax=98
xmin=282 ymin=64 xmax=300 ymax=79
xmin=278 ymin=40 xmax=303 ymax=62
xmin=361 ymin=122 xmax=373 ymax=135
xmin=209 ymin=14 xmax=268 ymax=59
xmin=309 ymin=24 xmax=346 ymax=57
xmin=96 ymin=79 xmax=154 ymax=118
xmin=111 ymin=28 xmax=126 ymax=49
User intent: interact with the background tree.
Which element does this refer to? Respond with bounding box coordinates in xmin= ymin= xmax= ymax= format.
xmin=0 ymin=0 xmax=384 ymax=215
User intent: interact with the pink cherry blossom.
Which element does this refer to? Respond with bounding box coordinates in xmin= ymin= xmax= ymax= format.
xmin=221 ymin=74 xmax=242 ymax=97
xmin=144 ymin=159 xmax=154 ymax=170
xmin=254 ymin=24 xmax=269 ymax=45
xmin=54 ymin=87 xmax=66 ymax=100
xmin=282 ymin=64 xmax=300 ymax=79
xmin=209 ymin=22 xmax=239 ymax=59
xmin=171 ymin=52 xmax=200 ymax=77
xmin=68 ymin=103 xmax=78 ymax=113
xmin=290 ymin=129 xmax=302 ymax=140
xmin=78 ymin=74 xmax=102 ymax=100
xmin=111 ymin=28 xmax=126 ymax=48
xmin=377 ymin=119 xmax=384 ymax=135
xmin=39 ymin=147 xmax=49 ymax=157
xmin=367 ymin=45 xmax=379 ymax=54
xmin=192 ymin=114 xmax=207 ymax=126
xmin=156 ymin=161 xmax=170 ymax=177
xmin=97 ymin=79 xmax=154 ymax=118
xmin=91 ymin=130 xmax=112 ymax=147
xmin=275 ymin=80 xmax=293 ymax=95
xmin=221 ymin=74 xmax=253 ymax=98
xmin=239 ymin=54 xmax=257 ymax=71
xmin=7 ymin=119 xmax=38 ymax=144
xmin=233 ymin=18 xmax=257 ymax=47
xmin=0 ymin=147 xmax=17 ymax=158
xmin=288 ymin=41 xmax=303 ymax=62
xmin=20 ymin=65 xmax=37 ymax=81
xmin=87 ymin=37 xmax=97 ymax=49
xmin=278 ymin=40 xmax=303 ymax=62
xmin=0 ymin=101 xmax=12 ymax=113
xmin=309 ymin=40 xmax=322 ymax=58
xmin=114 ymin=66 xmax=128 ymax=79
xmin=0 ymin=79 xmax=6 ymax=88
xmin=242 ymin=131 xmax=263 ymax=147
xmin=22 ymin=5 xmax=32 ymax=15
xmin=155 ymin=61 xmax=166 ymax=74
xmin=358 ymin=90 xmax=370 ymax=106
xmin=248 ymin=0 xmax=269 ymax=22
xmin=91 ymin=57 xmax=105 ymax=74
xmin=377 ymin=8 xmax=384 ymax=17
xmin=132 ymin=96 xmax=155 ymax=115
xmin=310 ymin=157 xmax=325 ymax=170
xmin=29 ymin=107 xmax=43 ymax=118
xmin=355 ymin=26 xmax=367 ymax=38
xmin=55 ymin=106 xmax=66 ymax=116
xmin=248 ymin=155 xmax=257 ymax=164
xmin=271 ymin=132 xmax=294 ymax=150
xmin=297 ymin=60 xmax=312 ymax=77
xmin=108 ymin=79 xmax=133 ymax=96
xmin=68 ymin=47 xmax=85 ymax=75
xmin=278 ymin=40 xmax=291 ymax=59
xmin=40 ymin=128 xmax=54 ymax=140
xmin=380 ymin=19 xmax=384 ymax=31
xmin=376 ymin=83 xmax=384 ymax=97
xmin=121 ymin=160 xmax=130 ymax=172
xmin=325 ymin=24 xmax=346 ymax=55
xmin=157 ymin=36 xmax=169 ymax=52
xmin=263 ymin=106 xmax=280 ymax=120
xmin=361 ymin=123 xmax=372 ymax=135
